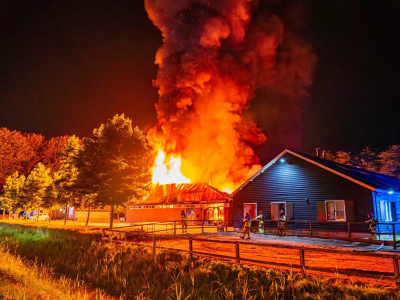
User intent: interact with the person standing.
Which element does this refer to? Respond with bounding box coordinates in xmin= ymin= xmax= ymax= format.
xmin=240 ymin=213 xmax=251 ymax=239
xmin=278 ymin=210 xmax=286 ymax=237
xmin=255 ymin=210 xmax=265 ymax=233
xmin=365 ymin=213 xmax=378 ymax=240
xmin=180 ymin=209 xmax=188 ymax=233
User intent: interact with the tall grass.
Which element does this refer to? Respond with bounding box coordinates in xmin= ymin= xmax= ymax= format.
xmin=0 ymin=224 xmax=398 ymax=299
xmin=0 ymin=243 xmax=116 ymax=299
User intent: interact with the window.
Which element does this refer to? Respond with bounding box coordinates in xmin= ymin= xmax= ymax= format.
xmin=325 ymin=200 xmax=346 ymax=221
xmin=380 ymin=201 xmax=397 ymax=222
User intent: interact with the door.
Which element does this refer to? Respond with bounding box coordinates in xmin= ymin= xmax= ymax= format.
xmin=243 ymin=203 xmax=257 ymax=219
xmin=271 ymin=202 xmax=286 ymax=220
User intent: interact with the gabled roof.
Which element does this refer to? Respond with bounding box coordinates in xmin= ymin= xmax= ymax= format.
xmin=233 ymin=149 xmax=400 ymax=195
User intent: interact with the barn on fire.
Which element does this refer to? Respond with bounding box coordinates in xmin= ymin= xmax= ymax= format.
xmin=126 ymin=183 xmax=232 ymax=223
xmin=232 ymin=149 xmax=400 ymax=234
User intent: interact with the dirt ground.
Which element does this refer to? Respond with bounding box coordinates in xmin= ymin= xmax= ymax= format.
xmin=133 ymin=231 xmax=400 ymax=288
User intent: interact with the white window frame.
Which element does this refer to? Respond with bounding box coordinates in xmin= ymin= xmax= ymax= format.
xmin=380 ymin=200 xmax=395 ymax=222
xmin=325 ymin=200 xmax=346 ymax=221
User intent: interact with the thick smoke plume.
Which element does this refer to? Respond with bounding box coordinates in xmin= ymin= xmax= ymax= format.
xmin=145 ymin=0 xmax=316 ymax=191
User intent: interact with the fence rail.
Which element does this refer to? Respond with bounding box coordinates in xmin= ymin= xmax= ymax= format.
xmin=102 ymin=232 xmax=400 ymax=282
xmin=102 ymin=219 xmax=400 ymax=249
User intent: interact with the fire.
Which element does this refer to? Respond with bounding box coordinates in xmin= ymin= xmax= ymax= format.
xmin=145 ymin=0 xmax=315 ymax=195
xmin=152 ymin=149 xmax=190 ymax=185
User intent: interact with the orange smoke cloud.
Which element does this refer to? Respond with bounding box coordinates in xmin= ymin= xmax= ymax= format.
xmin=144 ymin=0 xmax=316 ymax=191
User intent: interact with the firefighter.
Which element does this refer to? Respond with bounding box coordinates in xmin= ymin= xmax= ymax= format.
xmin=278 ymin=210 xmax=286 ymax=237
xmin=240 ymin=213 xmax=251 ymax=239
xmin=180 ymin=209 xmax=188 ymax=233
xmin=365 ymin=213 xmax=378 ymax=240
xmin=255 ymin=210 xmax=265 ymax=233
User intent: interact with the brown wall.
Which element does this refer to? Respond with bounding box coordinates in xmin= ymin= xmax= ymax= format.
xmin=126 ymin=207 xmax=205 ymax=223
xmin=74 ymin=210 xmax=110 ymax=223
xmin=126 ymin=208 xmax=182 ymax=223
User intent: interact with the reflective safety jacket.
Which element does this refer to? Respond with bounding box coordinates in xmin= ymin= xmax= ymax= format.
xmin=180 ymin=213 xmax=187 ymax=222
xmin=366 ymin=217 xmax=377 ymax=229
xmin=243 ymin=216 xmax=251 ymax=228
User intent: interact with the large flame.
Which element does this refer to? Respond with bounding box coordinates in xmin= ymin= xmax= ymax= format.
xmin=152 ymin=149 xmax=190 ymax=185
xmin=145 ymin=0 xmax=316 ymax=194
xmin=151 ymin=147 xmax=235 ymax=193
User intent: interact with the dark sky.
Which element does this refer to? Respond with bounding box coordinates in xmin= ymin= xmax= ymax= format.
xmin=1 ymin=0 xmax=400 ymax=164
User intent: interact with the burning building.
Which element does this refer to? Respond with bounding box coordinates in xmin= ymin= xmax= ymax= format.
xmin=126 ymin=183 xmax=232 ymax=223
xmin=132 ymin=0 xmax=316 ymax=224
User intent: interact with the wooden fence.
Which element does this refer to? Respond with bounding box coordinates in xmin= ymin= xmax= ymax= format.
xmin=103 ymin=219 xmax=400 ymax=249
xmin=101 ymin=231 xmax=400 ymax=283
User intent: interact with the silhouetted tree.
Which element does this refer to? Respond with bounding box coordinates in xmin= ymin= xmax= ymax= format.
xmin=75 ymin=114 xmax=152 ymax=229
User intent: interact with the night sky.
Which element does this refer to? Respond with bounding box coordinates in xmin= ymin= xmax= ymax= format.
xmin=1 ymin=0 xmax=400 ymax=164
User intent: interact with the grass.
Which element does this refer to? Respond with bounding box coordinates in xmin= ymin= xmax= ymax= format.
xmin=0 ymin=244 xmax=115 ymax=300
xmin=0 ymin=223 xmax=399 ymax=299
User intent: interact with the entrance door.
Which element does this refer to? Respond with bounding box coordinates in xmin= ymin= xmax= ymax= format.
xmin=271 ymin=202 xmax=286 ymax=220
xmin=243 ymin=203 xmax=257 ymax=219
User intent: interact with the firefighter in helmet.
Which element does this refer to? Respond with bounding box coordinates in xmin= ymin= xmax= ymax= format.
xmin=255 ymin=210 xmax=266 ymax=233
xmin=278 ymin=210 xmax=287 ymax=237
xmin=180 ymin=209 xmax=188 ymax=233
xmin=365 ymin=213 xmax=378 ymax=240
xmin=240 ymin=213 xmax=251 ymax=239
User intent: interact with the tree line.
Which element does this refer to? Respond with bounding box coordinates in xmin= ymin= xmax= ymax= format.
xmin=327 ymin=146 xmax=400 ymax=179
xmin=0 ymin=114 xmax=152 ymax=229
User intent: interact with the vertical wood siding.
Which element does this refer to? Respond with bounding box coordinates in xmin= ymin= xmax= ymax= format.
xmin=233 ymin=153 xmax=374 ymax=229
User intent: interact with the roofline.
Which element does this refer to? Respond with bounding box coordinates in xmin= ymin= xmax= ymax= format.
xmin=232 ymin=149 xmax=376 ymax=195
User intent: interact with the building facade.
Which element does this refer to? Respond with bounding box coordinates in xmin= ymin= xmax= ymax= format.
xmin=233 ymin=149 xmax=400 ymax=233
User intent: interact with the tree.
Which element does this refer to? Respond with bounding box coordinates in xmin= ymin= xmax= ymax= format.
xmin=0 ymin=128 xmax=37 ymax=181
xmin=375 ymin=145 xmax=400 ymax=179
xmin=76 ymin=114 xmax=152 ymax=229
xmin=1 ymin=172 xmax=26 ymax=218
xmin=23 ymin=133 xmax=45 ymax=174
xmin=41 ymin=136 xmax=71 ymax=173
xmin=20 ymin=163 xmax=53 ymax=217
xmin=334 ymin=150 xmax=352 ymax=165
xmin=52 ymin=136 xmax=81 ymax=225
xmin=356 ymin=146 xmax=378 ymax=171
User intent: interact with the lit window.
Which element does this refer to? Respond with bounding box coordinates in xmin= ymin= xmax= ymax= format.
xmin=325 ymin=200 xmax=346 ymax=221
xmin=380 ymin=201 xmax=397 ymax=222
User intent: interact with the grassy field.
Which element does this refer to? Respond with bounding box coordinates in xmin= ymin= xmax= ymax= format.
xmin=0 ymin=223 xmax=399 ymax=299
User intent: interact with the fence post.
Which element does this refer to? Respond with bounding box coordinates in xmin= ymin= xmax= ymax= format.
xmin=299 ymin=249 xmax=306 ymax=277
xmin=348 ymin=222 xmax=351 ymax=238
xmin=235 ymin=242 xmax=240 ymax=264
xmin=394 ymin=257 xmax=400 ymax=286
xmin=393 ymin=224 xmax=397 ymax=250
xmin=189 ymin=237 xmax=193 ymax=260
xmin=153 ymin=235 xmax=156 ymax=257
xmin=174 ymin=221 xmax=176 ymax=235
xmin=309 ymin=222 xmax=312 ymax=237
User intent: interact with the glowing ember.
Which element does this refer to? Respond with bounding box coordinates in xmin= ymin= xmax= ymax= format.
xmin=152 ymin=149 xmax=190 ymax=185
